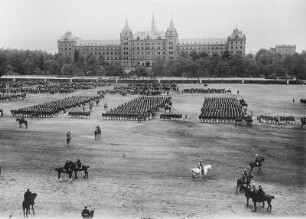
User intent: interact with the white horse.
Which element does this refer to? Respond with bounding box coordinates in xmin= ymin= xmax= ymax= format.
xmin=190 ymin=164 xmax=212 ymax=178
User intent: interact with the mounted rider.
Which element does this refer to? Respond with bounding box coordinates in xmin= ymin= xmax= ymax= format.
xmin=250 ymin=179 xmax=256 ymax=192
xmin=64 ymin=159 xmax=73 ymax=172
xmin=242 ymin=169 xmax=248 ymax=183
xmin=197 ymin=161 xmax=204 ymax=175
xmin=24 ymin=188 xmax=32 ymax=201
xmin=76 ymin=158 xmax=82 ymax=170
xmin=258 ymin=184 xmax=265 ymax=198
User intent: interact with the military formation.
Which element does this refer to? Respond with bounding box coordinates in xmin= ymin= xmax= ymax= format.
xmin=182 ymin=88 xmax=231 ymax=94
xmin=0 ymin=92 xmax=26 ymax=102
xmin=102 ymin=96 xmax=170 ymax=121
xmin=257 ymin=115 xmax=296 ymax=125
xmin=98 ymin=81 xmax=178 ymax=97
xmin=199 ymin=97 xmax=245 ymax=123
xmin=11 ymin=95 xmax=101 ymax=118
xmin=1 ymin=80 xmax=110 ymax=94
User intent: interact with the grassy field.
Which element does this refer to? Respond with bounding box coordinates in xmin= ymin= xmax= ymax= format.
xmin=0 ymin=84 xmax=305 ymax=218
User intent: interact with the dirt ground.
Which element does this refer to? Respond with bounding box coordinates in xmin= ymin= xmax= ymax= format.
xmin=0 ymin=84 xmax=305 ymax=219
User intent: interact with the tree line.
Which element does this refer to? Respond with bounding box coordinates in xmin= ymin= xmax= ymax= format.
xmin=0 ymin=48 xmax=305 ymax=79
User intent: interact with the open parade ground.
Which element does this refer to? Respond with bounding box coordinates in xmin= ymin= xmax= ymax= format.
xmin=0 ymin=83 xmax=305 ymax=218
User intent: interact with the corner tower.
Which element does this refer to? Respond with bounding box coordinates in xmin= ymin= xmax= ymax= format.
xmin=120 ymin=20 xmax=133 ymax=67
xmin=227 ymin=28 xmax=246 ymax=56
xmin=165 ymin=18 xmax=178 ymax=60
xmin=57 ymin=31 xmax=78 ymax=61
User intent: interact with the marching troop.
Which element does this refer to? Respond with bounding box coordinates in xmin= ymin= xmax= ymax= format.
xmin=11 ymin=95 xmax=101 ymax=118
xmin=257 ymin=115 xmax=295 ymax=125
xmin=1 ymin=80 xmax=109 ymax=95
xmin=102 ymin=96 xmax=170 ymax=121
xmin=182 ymin=88 xmax=231 ymax=94
xmin=199 ymin=97 xmax=245 ymax=123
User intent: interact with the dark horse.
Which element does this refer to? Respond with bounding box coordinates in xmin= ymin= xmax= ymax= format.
xmin=55 ymin=162 xmax=89 ymax=182
xmin=236 ymin=171 xmax=254 ymax=195
xmin=249 ymin=156 xmax=265 ymax=174
xmin=241 ymin=185 xmax=275 ymax=212
xmin=17 ymin=117 xmax=28 ymax=129
xmin=22 ymin=193 xmax=37 ymax=218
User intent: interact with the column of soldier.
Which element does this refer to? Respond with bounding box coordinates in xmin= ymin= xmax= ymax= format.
xmin=199 ymin=97 xmax=245 ymax=123
xmin=182 ymin=88 xmax=231 ymax=94
xmin=257 ymin=115 xmax=295 ymax=125
xmin=0 ymin=92 xmax=26 ymax=101
xmin=102 ymin=96 xmax=170 ymax=121
xmin=1 ymin=80 xmax=109 ymax=94
xmin=11 ymin=95 xmax=100 ymax=118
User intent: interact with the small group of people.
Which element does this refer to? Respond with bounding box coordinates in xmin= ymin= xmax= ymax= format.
xmin=64 ymin=158 xmax=83 ymax=172
xmin=241 ymin=154 xmax=265 ymax=198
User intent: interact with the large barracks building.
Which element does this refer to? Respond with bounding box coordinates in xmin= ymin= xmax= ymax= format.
xmin=57 ymin=16 xmax=246 ymax=68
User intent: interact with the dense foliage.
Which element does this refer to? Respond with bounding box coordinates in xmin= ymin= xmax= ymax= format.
xmin=0 ymin=48 xmax=305 ymax=79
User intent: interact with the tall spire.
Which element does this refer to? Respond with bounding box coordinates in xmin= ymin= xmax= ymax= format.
xmin=151 ymin=15 xmax=156 ymax=32
xmin=169 ymin=17 xmax=175 ymax=30
xmin=123 ymin=19 xmax=131 ymax=32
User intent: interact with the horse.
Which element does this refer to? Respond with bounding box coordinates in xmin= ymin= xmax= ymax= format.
xmin=249 ymin=156 xmax=265 ymax=174
xmin=236 ymin=171 xmax=254 ymax=194
xmin=16 ymin=117 xmax=28 ymax=129
xmin=55 ymin=167 xmax=74 ymax=182
xmin=71 ymin=162 xmax=90 ymax=179
xmin=190 ymin=164 xmax=212 ymax=178
xmin=22 ymin=193 xmax=37 ymax=218
xmin=240 ymin=185 xmax=275 ymax=212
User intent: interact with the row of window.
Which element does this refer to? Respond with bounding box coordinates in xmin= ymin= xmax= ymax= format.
xmin=230 ymin=41 xmax=243 ymax=45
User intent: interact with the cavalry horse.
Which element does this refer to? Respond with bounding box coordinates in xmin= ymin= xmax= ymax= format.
xmin=55 ymin=162 xmax=89 ymax=182
xmin=190 ymin=164 xmax=212 ymax=179
xmin=249 ymin=156 xmax=265 ymax=174
xmin=22 ymin=193 xmax=37 ymax=218
xmin=16 ymin=117 xmax=28 ymax=129
xmin=240 ymin=185 xmax=275 ymax=212
xmin=236 ymin=171 xmax=254 ymax=194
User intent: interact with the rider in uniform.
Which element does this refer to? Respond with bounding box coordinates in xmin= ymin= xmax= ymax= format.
xmin=250 ymin=180 xmax=257 ymax=192
xmin=198 ymin=161 xmax=204 ymax=176
xmin=76 ymin=158 xmax=82 ymax=170
xmin=242 ymin=169 xmax=248 ymax=183
xmin=258 ymin=185 xmax=265 ymax=198
xmin=24 ymin=188 xmax=32 ymax=201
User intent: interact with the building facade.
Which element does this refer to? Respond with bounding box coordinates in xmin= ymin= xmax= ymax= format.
xmin=275 ymin=45 xmax=296 ymax=56
xmin=57 ymin=16 xmax=246 ymax=68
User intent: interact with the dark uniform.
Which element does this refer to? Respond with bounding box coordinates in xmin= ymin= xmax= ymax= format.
xmin=81 ymin=206 xmax=90 ymax=218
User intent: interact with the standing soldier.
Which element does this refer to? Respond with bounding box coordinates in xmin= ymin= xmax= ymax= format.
xmin=66 ymin=130 xmax=71 ymax=146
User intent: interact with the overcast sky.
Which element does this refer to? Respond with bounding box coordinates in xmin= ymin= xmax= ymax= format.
xmin=0 ymin=0 xmax=305 ymax=54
